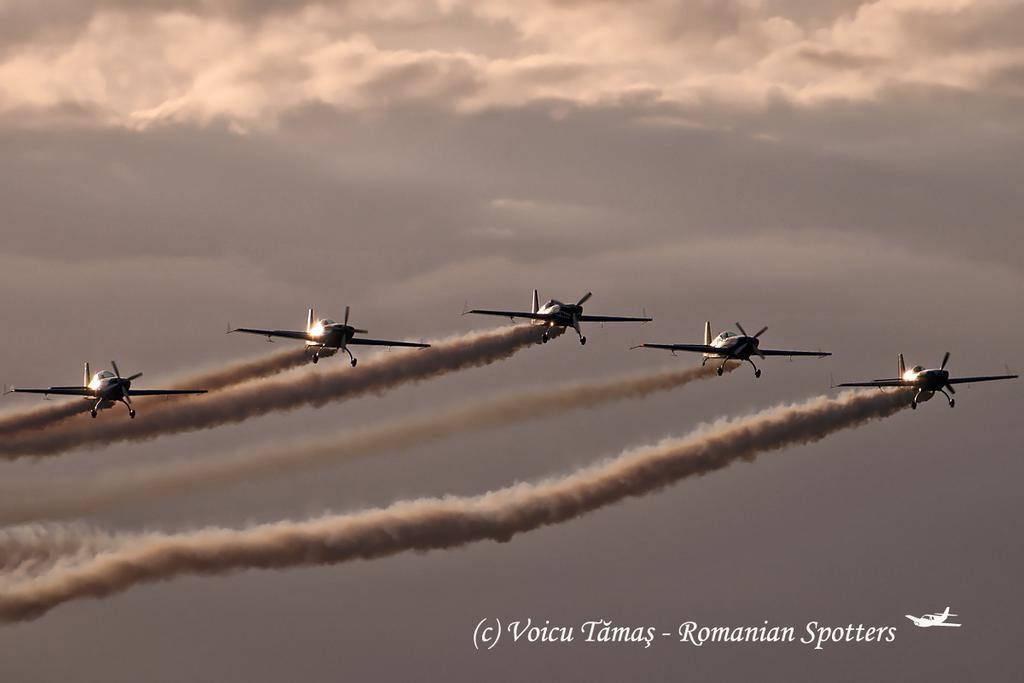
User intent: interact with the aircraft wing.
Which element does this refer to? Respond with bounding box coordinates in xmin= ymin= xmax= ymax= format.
xmin=466 ymin=309 xmax=552 ymax=321
xmin=10 ymin=386 xmax=93 ymax=396
xmin=636 ymin=343 xmax=717 ymax=354
xmin=578 ymin=314 xmax=653 ymax=323
xmin=231 ymin=327 xmax=314 ymax=342
xmin=946 ymin=374 xmax=1018 ymax=385
xmin=759 ymin=349 xmax=832 ymax=357
xmin=347 ymin=338 xmax=431 ymax=348
xmin=836 ymin=379 xmax=908 ymax=387
xmin=128 ymin=389 xmax=208 ymax=395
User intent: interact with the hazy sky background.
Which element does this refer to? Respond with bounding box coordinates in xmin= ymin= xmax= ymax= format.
xmin=0 ymin=1 xmax=1021 ymax=680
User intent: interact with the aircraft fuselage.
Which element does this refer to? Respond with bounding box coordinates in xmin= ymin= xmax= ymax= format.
xmin=704 ymin=334 xmax=760 ymax=360
xmin=903 ymin=367 xmax=950 ymax=402
xmin=308 ymin=324 xmax=358 ymax=348
xmin=534 ymin=300 xmax=583 ymax=328
xmin=86 ymin=373 xmax=131 ymax=402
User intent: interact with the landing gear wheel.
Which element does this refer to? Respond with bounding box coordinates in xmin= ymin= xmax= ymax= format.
xmin=754 ymin=369 xmax=762 ymax=378
xmin=716 ymin=367 xmax=724 ymax=376
xmin=541 ymin=334 xmax=548 ymax=344
xmin=949 ymin=399 xmax=955 ymax=408
xmin=580 ymin=336 xmax=587 ymax=346
xmin=911 ymin=402 xmax=917 ymax=410
xmin=90 ymin=410 xmax=97 ymax=418
xmin=350 ymin=358 xmax=358 ymax=367
xmin=129 ymin=409 xmax=136 ymax=419
xmin=312 ymin=355 xmax=319 ymax=364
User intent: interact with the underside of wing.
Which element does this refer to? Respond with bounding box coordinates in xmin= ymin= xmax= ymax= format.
xmin=232 ymin=327 xmax=314 ymax=342
xmin=638 ymin=343 xmax=717 ymax=353
xmin=578 ymin=315 xmax=653 ymax=323
xmin=466 ymin=309 xmax=551 ymax=321
xmin=759 ymin=349 xmax=832 ymax=357
xmin=13 ymin=386 xmax=93 ymax=396
xmin=128 ymin=389 xmax=208 ymax=395
xmin=836 ymin=380 xmax=907 ymax=387
xmin=347 ymin=338 xmax=431 ymax=348
xmin=946 ymin=374 xmax=1019 ymax=385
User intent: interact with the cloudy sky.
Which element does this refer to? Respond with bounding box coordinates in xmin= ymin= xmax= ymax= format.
xmin=0 ymin=1 xmax=1021 ymax=680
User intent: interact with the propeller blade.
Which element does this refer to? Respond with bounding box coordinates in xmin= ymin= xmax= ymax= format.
xmin=753 ymin=325 xmax=768 ymax=338
xmin=126 ymin=372 xmax=143 ymax=381
xmin=110 ymin=360 xmax=121 ymax=379
xmin=344 ymin=305 xmax=350 ymax=326
xmin=946 ymin=383 xmax=956 ymax=394
xmin=734 ymin=322 xmax=748 ymax=337
xmin=576 ymin=292 xmax=592 ymax=306
xmin=940 ymin=351 xmax=950 ymax=370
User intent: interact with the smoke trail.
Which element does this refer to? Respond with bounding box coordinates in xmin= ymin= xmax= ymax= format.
xmin=0 ymin=401 xmax=92 ymax=436
xmin=0 ymin=347 xmax=314 ymax=436
xmin=0 ymin=362 xmax=735 ymax=524
xmin=0 ymin=326 xmax=546 ymax=459
xmin=0 ymin=388 xmax=911 ymax=621
xmin=0 ymin=524 xmax=126 ymax=580
xmin=157 ymin=347 xmax=316 ymax=395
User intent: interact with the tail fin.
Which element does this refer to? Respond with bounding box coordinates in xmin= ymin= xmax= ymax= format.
xmin=83 ymin=361 xmax=91 ymax=387
xmin=704 ymin=321 xmax=712 ymax=346
xmin=532 ymin=289 xmax=539 ymax=314
xmin=898 ymin=353 xmax=906 ymax=378
xmin=306 ymin=307 xmax=316 ymax=333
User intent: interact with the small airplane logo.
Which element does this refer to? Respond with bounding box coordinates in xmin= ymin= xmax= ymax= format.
xmin=906 ymin=606 xmax=961 ymax=628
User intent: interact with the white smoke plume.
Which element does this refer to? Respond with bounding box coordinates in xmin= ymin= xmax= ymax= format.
xmin=0 ymin=388 xmax=911 ymax=621
xmin=0 ymin=361 xmax=735 ymax=524
xmin=0 ymin=325 xmax=547 ymax=459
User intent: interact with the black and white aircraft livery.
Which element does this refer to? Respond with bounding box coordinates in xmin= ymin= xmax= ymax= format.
xmin=634 ymin=321 xmax=831 ymax=377
xmin=231 ymin=306 xmax=430 ymax=366
xmin=467 ymin=290 xmax=652 ymax=344
xmin=5 ymin=361 xmax=207 ymax=418
xmin=837 ymin=352 xmax=1018 ymax=409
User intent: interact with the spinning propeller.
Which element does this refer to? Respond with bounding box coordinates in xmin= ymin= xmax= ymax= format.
xmin=735 ymin=322 xmax=769 ymax=358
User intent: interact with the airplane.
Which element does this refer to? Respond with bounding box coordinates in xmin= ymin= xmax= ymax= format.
xmin=905 ymin=607 xmax=961 ymax=628
xmin=466 ymin=290 xmax=652 ymax=344
xmin=4 ymin=361 xmax=207 ymax=418
xmin=837 ymin=352 xmax=1018 ymax=409
xmin=230 ymin=306 xmax=430 ymax=366
xmin=633 ymin=321 xmax=831 ymax=377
